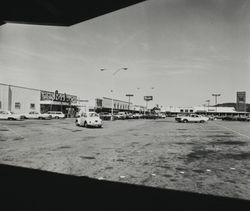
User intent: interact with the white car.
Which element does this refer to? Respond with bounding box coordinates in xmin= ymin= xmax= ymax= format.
xmin=23 ymin=111 xmax=52 ymax=120
xmin=75 ymin=112 xmax=103 ymax=128
xmin=175 ymin=114 xmax=209 ymax=123
xmin=0 ymin=110 xmax=24 ymax=120
xmin=44 ymin=111 xmax=65 ymax=119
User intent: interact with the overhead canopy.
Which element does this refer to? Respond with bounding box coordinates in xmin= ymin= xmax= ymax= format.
xmin=0 ymin=0 xmax=146 ymax=26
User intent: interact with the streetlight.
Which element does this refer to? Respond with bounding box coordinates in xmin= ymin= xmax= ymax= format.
xmin=212 ymin=94 xmax=221 ymax=113
xmin=100 ymin=67 xmax=128 ymax=120
xmin=205 ymin=100 xmax=210 ymax=112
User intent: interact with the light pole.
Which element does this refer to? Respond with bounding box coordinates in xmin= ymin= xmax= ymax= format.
xmin=205 ymin=100 xmax=210 ymax=113
xmin=100 ymin=67 xmax=128 ymax=120
xmin=212 ymin=94 xmax=221 ymax=113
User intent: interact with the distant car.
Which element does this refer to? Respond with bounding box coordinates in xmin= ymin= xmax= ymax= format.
xmin=207 ymin=116 xmax=217 ymax=121
xmin=75 ymin=112 xmax=102 ymax=128
xmin=44 ymin=111 xmax=65 ymax=119
xmin=221 ymin=116 xmax=237 ymax=121
xmin=99 ymin=112 xmax=112 ymax=120
xmin=175 ymin=114 xmax=209 ymax=123
xmin=237 ymin=116 xmax=250 ymax=121
xmin=222 ymin=116 xmax=250 ymax=121
xmin=23 ymin=111 xmax=51 ymax=120
xmin=142 ymin=113 xmax=159 ymax=119
xmin=132 ymin=113 xmax=141 ymax=119
xmin=158 ymin=113 xmax=166 ymax=119
xmin=117 ymin=112 xmax=128 ymax=119
xmin=0 ymin=110 xmax=25 ymax=120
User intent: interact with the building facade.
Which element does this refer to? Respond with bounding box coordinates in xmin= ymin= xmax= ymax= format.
xmin=165 ymin=105 xmax=249 ymax=116
xmin=0 ymin=83 xmax=78 ymax=116
xmin=94 ymin=97 xmax=146 ymax=113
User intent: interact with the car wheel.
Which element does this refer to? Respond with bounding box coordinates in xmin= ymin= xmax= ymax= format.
xmin=55 ymin=116 xmax=59 ymax=119
xmin=183 ymin=119 xmax=188 ymax=123
xmin=200 ymin=120 xmax=205 ymax=123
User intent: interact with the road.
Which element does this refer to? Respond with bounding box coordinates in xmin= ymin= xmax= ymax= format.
xmin=0 ymin=118 xmax=250 ymax=200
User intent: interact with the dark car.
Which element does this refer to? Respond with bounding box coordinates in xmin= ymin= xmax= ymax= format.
xmin=99 ymin=112 xmax=112 ymax=121
xmin=236 ymin=116 xmax=250 ymax=121
xmin=221 ymin=116 xmax=237 ymax=121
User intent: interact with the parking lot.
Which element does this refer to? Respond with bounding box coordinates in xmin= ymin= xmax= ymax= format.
xmin=0 ymin=118 xmax=250 ymax=200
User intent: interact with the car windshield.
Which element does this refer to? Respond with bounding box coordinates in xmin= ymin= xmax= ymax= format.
xmin=89 ymin=113 xmax=99 ymax=117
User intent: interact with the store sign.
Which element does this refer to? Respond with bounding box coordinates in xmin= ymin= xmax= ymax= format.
xmin=237 ymin=92 xmax=246 ymax=103
xmin=96 ymin=98 xmax=103 ymax=107
xmin=144 ymin=96 xmax=153 ymax=101
xmin=40 ymin=90 xmax=77 ymax=103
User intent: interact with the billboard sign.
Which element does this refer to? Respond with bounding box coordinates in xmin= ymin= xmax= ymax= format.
xmin=236 ymin=91 xmax=246 ymax=111
xmin=237 ymin=91 xmax=246 ymax=103
xmin=144 ymin=96 xmax=153 ymax=101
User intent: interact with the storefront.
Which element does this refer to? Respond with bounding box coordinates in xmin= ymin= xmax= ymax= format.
xmin=40 ymin=90 xmax=78 ymax=117
xmin=0 ymin=83 xmax=79 ymax=117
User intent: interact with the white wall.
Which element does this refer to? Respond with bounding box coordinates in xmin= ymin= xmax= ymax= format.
xmin=10 ymin=86 xmax=40 ymax=114
xmin=0 ymin=84 xmax=9 ymax=110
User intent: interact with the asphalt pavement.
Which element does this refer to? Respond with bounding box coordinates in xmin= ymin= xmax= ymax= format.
xmin=0 ymin=118 xmax=250 ymax=200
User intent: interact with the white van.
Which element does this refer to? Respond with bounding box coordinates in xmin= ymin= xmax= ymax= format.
xmin=45 ymin=111 xmax=65 ymax=119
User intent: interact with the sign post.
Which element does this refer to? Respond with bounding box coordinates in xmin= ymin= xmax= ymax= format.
xmin=126 ymin=94 xmax=134 ymax=111
xmin=144 ymin=96 xmax=153 ymax=115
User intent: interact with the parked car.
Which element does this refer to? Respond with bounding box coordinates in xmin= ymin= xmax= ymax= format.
xmin=0 ymin=110 xmax=25 ymax=120
xmin=99 ymin=112 xmax=113 ymax=120
xmin=44 ymin=111 xmax=65 ymax=119
xmin=175 ymin=114 xmax=209 ymax=123
xmin=23 ymin=111 xmax=52 ymax=120
xmin=222 ymin=116 xmax=250 ymax=121
xmin=158 ymin=113 xmax=166 ymax=119
xmin=221 ymin=116 xmax=238 ymax=121
xmin=75 ymin=112 xmax=102 ymax=128
xmin=207 ymin=115 xmax=217 ymax=121
xmin=142 ymin=113 xmax=159 ymax=119
xmin=117 ymin=112 xmax=128 ymax=119
xmin=132 ymin=113 xmax=141 ymax=119
xmin=237 ymin=116 xmax=250 ymax=121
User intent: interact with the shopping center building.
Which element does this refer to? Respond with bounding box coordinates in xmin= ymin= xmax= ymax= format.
xmin=0 ymin=83 xmax=147 ymax=116
xmin=0 ymin=83 xmax=78 ymax=116
xmin=165 ymin=106 xmax=249 ymax=117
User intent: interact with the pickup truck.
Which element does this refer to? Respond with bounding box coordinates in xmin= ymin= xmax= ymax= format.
xmin=175 ymin=114 xmax=209 ymax=123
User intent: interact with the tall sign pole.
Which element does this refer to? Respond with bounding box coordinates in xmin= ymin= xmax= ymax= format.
xmin=212 ymin=94 xmax=221 ymax=113
xmin=126 ymin=94 xmax=134 ymax=111
xmin=144 ymin=96 xmax=153 ymax=115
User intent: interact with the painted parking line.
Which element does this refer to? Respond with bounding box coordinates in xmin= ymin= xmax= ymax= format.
xmin=211 ymin=122 xmax=250 ymax=140
xmin=1 ymin=125 xmax=25 ymax=139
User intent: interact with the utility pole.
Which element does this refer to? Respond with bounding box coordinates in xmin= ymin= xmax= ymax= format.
xmin=212 ymin=94 xmax=221 ymax=113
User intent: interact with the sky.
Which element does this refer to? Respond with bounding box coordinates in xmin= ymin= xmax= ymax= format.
xmin=0 ymin=0 xmax=250 ymax=107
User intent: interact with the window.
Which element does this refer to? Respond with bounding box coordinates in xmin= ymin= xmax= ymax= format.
xmin=15 ymin=102 xmax=21 ymax=109
xmin=190 ymin=110 xmax=193 ymax=113
xmin=180 ymin=109 xmax=184 ymax=112
xmin=185 ymin=109 xmax=188 ymax=113
xmin=30 ymin=103 xmax=35 ymax=109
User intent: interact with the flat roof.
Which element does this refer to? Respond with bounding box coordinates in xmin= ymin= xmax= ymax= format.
xmin=0 ymin=82 xmax=77 ymax=97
